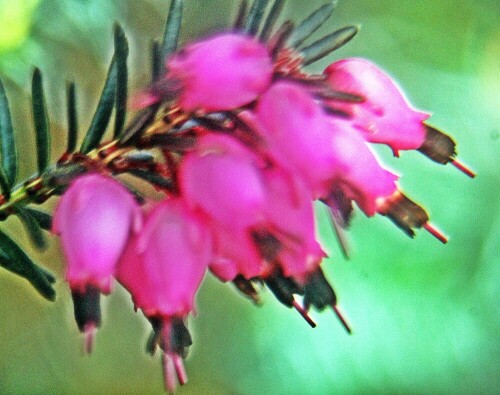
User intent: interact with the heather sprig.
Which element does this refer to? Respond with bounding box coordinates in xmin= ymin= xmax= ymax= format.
xmin=0 ymin=1 xmax=475 ymax=392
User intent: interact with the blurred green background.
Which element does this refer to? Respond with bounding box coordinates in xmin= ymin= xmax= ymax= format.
xmin=0 ymin=0 xmax=498 ymax=394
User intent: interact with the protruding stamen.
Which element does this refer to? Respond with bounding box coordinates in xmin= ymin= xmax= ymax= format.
xmin=83 ymin=322 xmax=96 ymax=354
xmin=292 ymin=300 xmax=317 ymax=328
xmin=423 ymin=222 xmax=448 ymax=244
xmin=172 ymin=353 xmax=188 ymax=386
xmin=331 ymin=305 xmax=352 ymax=334
xmin=162 ymin=353 xmax=177 ymax=394
xmin=451 ymin=159 xmax=476 ymax=178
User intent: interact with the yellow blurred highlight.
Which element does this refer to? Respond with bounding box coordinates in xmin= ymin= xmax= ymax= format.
xmin=0 ymin=0 xmax=41 ymax=52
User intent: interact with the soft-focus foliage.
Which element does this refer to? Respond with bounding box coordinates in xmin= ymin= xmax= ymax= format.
xmin=0 ymin=1 xmax=498 ymax=394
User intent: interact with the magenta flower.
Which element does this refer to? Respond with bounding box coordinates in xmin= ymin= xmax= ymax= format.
xmin=117 ymin=199 xmax=212 ymax=392
xmin=140 ymin=33 xmax=271 ymax=113
xmin=209 ymin=222 xmax=263 ymax=281
xmin=260 ymin=167 xmax=326 ymax=282
xmin=255 ymin=81 xmax=342 ymax=197
xmin=179 ymin=134 xmax=266 ymax=280
xmin=52 ymin=173 xmax=141 ymax=351
xmin=323 ymin=58 xmax=430 ymax=156
xmin=179 ymin=134 xmax=266 ymax=229
xmin=254 ymin=81 xmax=398 ymax=216
xmin=53 ymin=173 xmax=141 ymax=294
xmin=327 ymin=119 xmax=399 ymax=216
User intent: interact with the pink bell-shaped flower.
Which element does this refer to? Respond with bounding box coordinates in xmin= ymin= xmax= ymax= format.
xmin=260 ymin=168 xmax=326 ymax=282
xmin=327 ymin=118 xmax=399 ymax=216
xmin=208 ymin=222 xmax=263 ymax=282
xmin=165 ymin=33 xmax=273 ymax=112
xmin=324 ymin=58 xmax=430 ymax=156
xmin=179 ymin=134 xmax=266 ymax=281
xmin=255 ymin=81 xmax=341 ymax=197
xmin=53 ymin=173 xmax=141 ymax=352
xmin=117 ymin=198 xmax=211 ymax=319
xmin=179 ymin=134 xmax=266 ymax=229
xmin=117 ymin=198 xmax=212 ymax=392
xmin=53 ymin=173 xmax=141 ymax=294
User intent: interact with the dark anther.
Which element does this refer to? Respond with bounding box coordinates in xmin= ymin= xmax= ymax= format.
xmin=264 ymin=266 xmax=303 ymax=307
xmin=232 ymin=275 xmax=261 ymax=304
xmin=378 ymin=192 xmax=429 ymax=237
xmin=418 ymin=125 xmax=457 ymax=165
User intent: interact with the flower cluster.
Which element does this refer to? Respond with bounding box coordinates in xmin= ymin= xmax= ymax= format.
xmin=51 ymin=10 xmax=474 ymax=394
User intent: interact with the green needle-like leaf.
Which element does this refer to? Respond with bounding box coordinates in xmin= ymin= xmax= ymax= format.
xmin=287 ymin=2 xmax=336 ymax=48
xmin=113 ymin=24 xmax=129 ymax=139
xmin=301 ymin=25 xmax=359 ymax=66
xmin=234 ymin=0 xmax=248 ymax=30
xmin=66 ymin=82 xmax=78 ymax=153
xmin=245 ymin=0 xmax=268 ymax=36
xmin=23 ymin=207 xmax=52 ymax=231
xmin=160 ymin=0 xmax=183 ymax=62
xmin=0 ymin=79 xmax=17 ymax=187
xmin=0 ymin=164 xmax=11 ymax=199
xmin=0 ymin=229 xmax=55 ymax=300
xmin=126 ymin=169 xmax=174 ymax=191
xmin=31 ymin=68 xmax=51 ymax=174
xmin=15 ymin=207 xmax=48 ymax=250
xmin=151 ymin=40 xmax=161 ymax=82
xmin=260 ymin=0 xmax=286 ymax=42
xmin=79 ymin=57 xmax=117 ymax=154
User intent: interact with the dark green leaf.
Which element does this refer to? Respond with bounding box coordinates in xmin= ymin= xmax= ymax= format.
xmin=287 ymin=2 xmax=336 ymax=48
xmin=301 ymin=25 xmax=359 ymax=66
xmin=0 ymin=164 xmax=11 ymax=200
xmin=125 ymin=169 xmax=174 ymax=191
xmin=0 ymin=229 xmax=55 ymax=300
xmin=79 ymin=58 xmax=117 ymax=154
xmin=113 ymin=24 xmax=129 ymax=139
xmin=31 ymin=68 xmax=51 ymax=174
xmin=23 ymin=207 xmax=52 ymax=231
xmin=42 ymin=162 xmax=86 ymax=189
xmin=160 ymin=0 xmax=183 ymax=61
xmin=260 ymin=0 xmax=286 ymax=42
xmin=268 ymin=20 xmax=295 ymax=59
xmin=0 ymin=79 xmax=17 ymax=187
xmin=245 ymin=0 xmax=268 ymax=36
xmin=151 ymin=40 xmax=161 ymax=82
xmin=233 ymin=0 xmax=248 ymax=30
xmin=15 ymin=207 xmax=48 ymax=250
xmin=66 ymin=82 xmax=78 ymax=153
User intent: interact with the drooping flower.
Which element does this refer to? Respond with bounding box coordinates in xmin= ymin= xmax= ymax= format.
xmin=324 ymin=58 xmax=430 ymax=156
xmin=255 ymin=81 xmax=340 ymax=198
xmin=52 ymin=173 xmax=141 ymax=351
xmin=179 ymin=134 xmax=266 ymax=281
xmin=179 ymin=133 xmax=266 ymax=229
xmin=259 ymin=167 xmax=326 ymax=282
xmin=137 ymin=33 xmax=273 ymax=112
xmin=255 ymin=81 xmax=398 ymax=216
xmin=117 ymin=198 xmax=212 ymax=392
xmin=53 ymin=173 xmax=141 ymax=294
